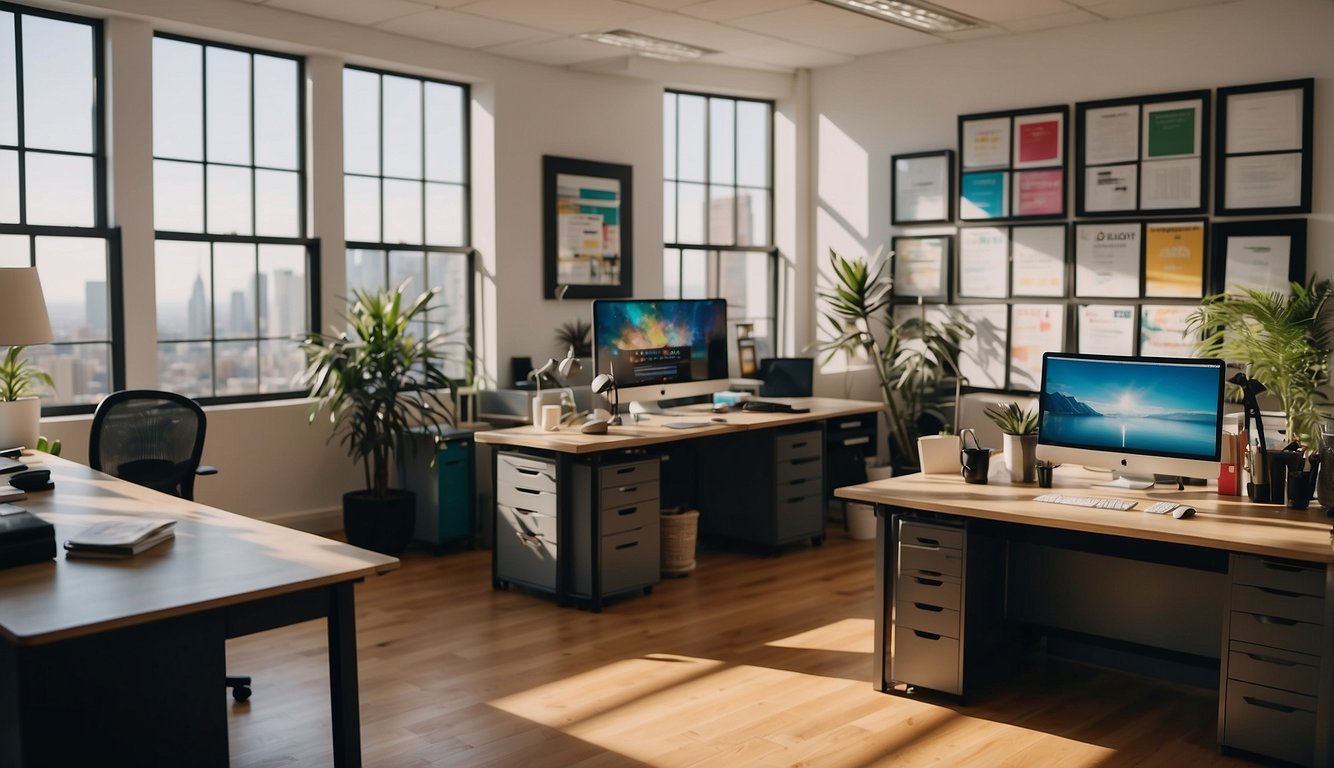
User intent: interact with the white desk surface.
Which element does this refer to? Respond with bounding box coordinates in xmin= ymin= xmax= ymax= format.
xmin=475 ymin=397 xmax=882 ymax=454
xmin=836 ymin=464 xmax=1334 ymax=564
xmin=0 ymin=454 xmax=398 ymax=646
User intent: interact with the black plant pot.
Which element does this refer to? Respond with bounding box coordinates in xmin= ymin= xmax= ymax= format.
xmin=343 ymin=489 xmax=416 ymax=555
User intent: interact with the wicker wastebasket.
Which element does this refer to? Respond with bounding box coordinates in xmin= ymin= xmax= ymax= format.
xmin=660 ymin=508 xmax=699 ymax=575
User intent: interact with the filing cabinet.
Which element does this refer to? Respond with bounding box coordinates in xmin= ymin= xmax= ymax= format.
xmin=1220 ymin=554 xmax=1327 ymax=766
xmin=400 ymin=428 xmax=476 ymax=551
xmin=893 ymin=518 xmax=966 ymax=696
xmin=494 ymin=451 xmax=559 ymax=592
xmin=774 ymin=429 xmax=825 ymax=545
xmin=825 ymin=411 xmax=877 ymax=497
xmin=570 ymin=457 xmax=661 ymax=600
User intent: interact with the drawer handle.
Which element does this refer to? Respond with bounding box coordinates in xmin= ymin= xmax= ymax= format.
xmin=1260 ymin=561 xmax=1305 ymax=574
xmin=514 ymin=466 xmax=554 ymax=481
xmin=617 ymin=485 xmax=639 ymax=494
xmin=1246 ymin=652 xmax=1299 ymax=667
xmin=615 ymin=541 xmax=638 ymax=551
xmin=913 ymin=577 xmax=944 ymax=587
xmin=837 ymin=420 xmax=861 ymax=429
xmin=791 ymin=457 xmax=820 ymax=466
xmin=842 ymin=436 xmax=870 ymax=446
xmin=516 ymin=487 xmax=544 ymax=497
xmin=1243 ymin=696 xmax=1298 ymax=714
xmin=786 ymin=496 xmax=806 ymax=504
xmin=515 ymin=531 xmax=544 ymax=552
xmin=1255 ymin=586 xmax=1303 ymax=598
xmin=914 ymin=537 xmax=940 ymax=548
xmin=790 ymin=441 xmax=809 ymax=449
xmin=912 ymin=630 xmax=941 ymax=640
xmin=615 ymin=466 xmax=637 ymax=475
xmin=1255 ymin=614 xmax=1299 ymax=627
xmin=913 ymin=602 xmax=944 ymax=613
xmin=617 ymin=507 xmax=638 ymax=516
xmin=914 ymin=569 xmax=943 ymax=578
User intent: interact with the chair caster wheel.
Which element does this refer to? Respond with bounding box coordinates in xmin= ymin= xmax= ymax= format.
xmin=232 ymin=685 xmax=252 ymax=702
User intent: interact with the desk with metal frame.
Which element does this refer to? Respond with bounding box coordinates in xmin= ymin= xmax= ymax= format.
xmin=0 ymin=454 xmax=397 ymax=768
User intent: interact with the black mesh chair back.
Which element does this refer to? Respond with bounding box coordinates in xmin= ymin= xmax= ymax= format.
xmin=89 ymin=390 xmax=208 ymax=501
xmin=758 ymin=358 xmax=814 ymax=398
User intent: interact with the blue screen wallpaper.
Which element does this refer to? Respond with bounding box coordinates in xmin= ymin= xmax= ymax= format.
xmin=592 ymin=299 xmax=727 ymax=386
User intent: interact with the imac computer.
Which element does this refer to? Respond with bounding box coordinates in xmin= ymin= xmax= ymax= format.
xmin=591 ymin=298 xmax=729 ymax=415
xmin=1036 ymin=352 xmax=1226 ymax=489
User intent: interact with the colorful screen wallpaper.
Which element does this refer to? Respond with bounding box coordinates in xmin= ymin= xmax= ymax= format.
xmin=1038 ymin=355 xmax=1222 ymax=460
xmin=592 ymin=299 xmax=728 ymax=386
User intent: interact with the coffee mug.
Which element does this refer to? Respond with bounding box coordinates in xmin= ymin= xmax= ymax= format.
xmin=959 ymin=429 xmax=990 ymax=484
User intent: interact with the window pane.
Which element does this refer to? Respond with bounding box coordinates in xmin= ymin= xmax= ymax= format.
xmin=427 ymin=251 xmax=468 ymax=331
xmin=662 ymin=93 xmax=675 ymax=179
xmin=152 ymin=37 xmax=202 ymax=161
xmin=159 ymin=341 xmax=213 ymax=399
xmin=388 ymin=250 xmax=424 ymax=298
xmin=206 ymin=164 xmax=253 ymax=235
xmin=215 ymin=339 xmax=258 ymax=396
xmin=710 ymin=98 xmax=735 ymax=184
xmin=253 ymin=55 xmax=298 ymax=170
xmin=382 ymin=75 xmax=421 ymax=179
xmin=662 ymin=180 xmax=675 ymax=243
xmin=26 ymin=152 xmax=93 ymax=226
xmin=424 ymin=81 xmax=463 ymax=183
xmin=154 ymin=159 xmax=204 ymax=232
xmin=709 ymin=185 xmax=735 ymax=244
xmin=39 ymin=342 xmax=108 ymax=405
xmin=0 ymin=234 xmax=27 ymax=266
xmin=205 ymin=47 xmax=251 ymax=164
xmin=719 ymin=250 xmax=772 ymax=325
xmin=677 ymin=94 xmax=705 ymax=183
xmin=677 ymin=182 xmax=705 ymax=244
xmin=255 ymin=169 xmax=299 ymax=237
xmin=35 ymin=235 xmax=106 ymax=343
xmin=737 ymin=100 xmax=768 ymax=187
xmin=346 ymin=248 xmax=385 ymax=295
xmin=22 ymin=16 xmax=93 ymax=153
xmin=258 ymin=243 xmax=306 ymax=338
xmin=737 ymin=188 xmax=769 ymax=247
xmin=425 ymin=182 xmax=463 ymax=246
xmin=0 ymin=149 xmax=16 ymax=222
xmin=259 ymin=338 xmax=303 ymax=394
xmin=213 ymin=242 xmax=257 ymax=338
xmin=344 ymin=175 xmax=380 ymax=242
xmin=343 ymin=69 xmax=379 ymax=176
xmin=680 ymin=249 xmax=707 ymax=297
xmin=383 ymin=178 xmax=422 ymax=244
xmin=156 ymin=239 xmax=211 ymax=340
xmin=0 ymin=13 xmax=17 ymax=146
xmin=663 ymin=247 xmax=681 ymax=297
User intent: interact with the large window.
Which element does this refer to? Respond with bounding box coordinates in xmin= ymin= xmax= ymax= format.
xmin=152 ymin=34 xmax=312 ymax=401
xmin=343 ymin=66 xmax=471 ymax=380
xmin=663 ymin=90 xmax=776 ymax=356
xmin=0 ymin=4 xmax=116 ymax=412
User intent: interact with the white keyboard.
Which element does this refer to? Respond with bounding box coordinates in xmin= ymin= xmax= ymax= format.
xmin=1034 ymin=493 xmax=1137 ymax=510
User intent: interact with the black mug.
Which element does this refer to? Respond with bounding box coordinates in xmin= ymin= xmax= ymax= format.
xmin=959 ymin=429 xmax=990 ymax=484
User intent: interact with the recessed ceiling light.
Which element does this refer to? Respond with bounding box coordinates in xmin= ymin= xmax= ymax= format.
xmin=815 ymin=0 xmax=980 ymax=33
xmin=578 ymin=30 xmax=716 ymax=62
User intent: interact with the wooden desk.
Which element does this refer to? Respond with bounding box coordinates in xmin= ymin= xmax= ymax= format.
xmin=0 ymin=454 xmax=397 ymax=768
xmin=837 ymin=466 xmax=1334 ymax=766
xmin=477 ymin=397 xmax=881 ymax=610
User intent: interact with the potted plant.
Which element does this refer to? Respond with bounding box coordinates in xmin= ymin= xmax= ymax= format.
xmin=985 ymin=401 xmax=1039 ymax=483
xmin=0 ymin=345 xmax=52 ymax=451
xmin=814 ymin=249 xmax=971 ymax=471
xmin=301 ymin=284 xmax=459 ymax=554
xmin=554 ymin=317 xmax=592 ymax=358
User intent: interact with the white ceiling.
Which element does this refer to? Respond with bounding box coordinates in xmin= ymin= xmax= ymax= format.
xmin=240 ymin=0 xmax=1235 ymax=73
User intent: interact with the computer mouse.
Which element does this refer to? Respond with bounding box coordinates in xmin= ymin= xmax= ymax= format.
xmin=580 ymin=419 xmax=609 ymax=435
xmin=710 ymin=417 xmax=727 ymax=423
xmin=1172 ymin=505 xmax=1195 ymax=519
xmin=711 ymin=403 xmax=732 ymax=413
xmin=10 ymin=468 xmax=52 ymax=491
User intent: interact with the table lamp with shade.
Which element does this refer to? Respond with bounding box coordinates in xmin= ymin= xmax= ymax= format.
xmin=0 ymin=267 xmax=53 ymax=451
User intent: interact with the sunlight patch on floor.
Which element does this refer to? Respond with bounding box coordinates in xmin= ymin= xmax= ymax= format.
xmin=765 ymin=617 xmax=875 ymax=654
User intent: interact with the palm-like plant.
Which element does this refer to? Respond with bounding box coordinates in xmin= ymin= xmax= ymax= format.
xmin=0 ymin=346 xmax=52 ymax=402
xmin=985 ymin=401 xmax=1038 ymax=435
xmin=301 ymin=284 xmax=460 ymax=498
xmin=815 ymin=249 xmax=971 ymax=467
xmin=1187 ymin=277 xmax=1334 ymax=453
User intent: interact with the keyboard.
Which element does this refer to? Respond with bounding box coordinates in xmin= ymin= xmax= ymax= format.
xmin=1034 ymin=493 xmax=1137 ymax=510
xmin=741 ymin=400 xmax=810 ymax=414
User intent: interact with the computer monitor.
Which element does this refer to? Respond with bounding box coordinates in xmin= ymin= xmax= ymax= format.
xmin=591 ymin=298 xmax=729 ymax=412
xmin=1036 ymin=352 xmax=1226 ymax=489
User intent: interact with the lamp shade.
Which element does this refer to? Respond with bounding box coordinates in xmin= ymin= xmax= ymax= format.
xmin=0 ymin=267 xmax=52 ymax=347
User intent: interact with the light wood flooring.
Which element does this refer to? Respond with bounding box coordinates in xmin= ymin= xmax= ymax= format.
xmin=226 ymin=525 xmax=1260 ymax=767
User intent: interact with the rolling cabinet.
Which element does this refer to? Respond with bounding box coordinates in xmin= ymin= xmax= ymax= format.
xmin=825 ymin=411 xmax=877 ymax=497
xmin=1220 ymin=554 xmax=1327 ymax=766
xmin=400 ymin=428 xmax=476 ymax=552
xmin=570 ymin=457 xmax=661 ymax=604
xmin=696 ymin=425 xmax=826 ymax=551
xmin=775 ymin=428 xmax=826 ymax=546
xmin=493 ymin=451 xmax=559 ymax=593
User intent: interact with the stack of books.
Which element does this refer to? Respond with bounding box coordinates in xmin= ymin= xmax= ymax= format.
xmin=64 ymin=519 xmax=177 ymax=559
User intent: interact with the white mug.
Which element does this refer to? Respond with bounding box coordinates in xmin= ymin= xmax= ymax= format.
xmin=540 ymin=404 xmax=562 ymax=431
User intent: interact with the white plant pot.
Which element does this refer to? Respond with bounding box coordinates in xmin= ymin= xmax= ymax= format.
xmin=1003 ymin=433 xmax=1038 ymax=483
xmin=0 ymin=397 xmax=40 ymax=451
xmin=917 ymin=434 xmax=961 ymax=474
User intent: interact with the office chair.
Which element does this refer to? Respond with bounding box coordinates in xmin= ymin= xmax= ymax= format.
xmin=88 ymin=389 xmax=251 ymax=702
xmin=758 ymin=358 xmax=814 ymax=398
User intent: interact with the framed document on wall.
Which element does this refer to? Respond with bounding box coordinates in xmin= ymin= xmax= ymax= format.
xmin=892 ymin=150 xmax=954 ymax=225
xmin=543 ymin=155 xmax=633 ymax=299
xmin=1215 ymin=78 xmax=1313 ymax=215
xmin=958 ymin=105 xmax=1068 ymax=222
xmin=1211 ymin=218 xmax=1306 ymax=296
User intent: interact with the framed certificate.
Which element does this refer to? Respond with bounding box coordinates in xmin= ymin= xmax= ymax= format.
xmin=1215 ymin=78 xmax=1313 ymax=215
xmin=957 ymin=105 xmax=1068 ymax=222
xmin=892 ymin=150 xmax=954 ymax=225
xmin=1211 ymin=218 xmax=1306 ymax=296
xmin=891 ymin=235 xmax=951 ymax=301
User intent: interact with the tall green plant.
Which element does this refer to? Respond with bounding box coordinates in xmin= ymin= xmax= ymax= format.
xmin=301 ymin=285 xmax=460 ymax=498
xmin=814 ymin=249 xmax=971 ymax=467
xmin=1187 ymin=277 xmax=1334 ymax=453
xmin=0 ymin=346 xmax=52 ymax=402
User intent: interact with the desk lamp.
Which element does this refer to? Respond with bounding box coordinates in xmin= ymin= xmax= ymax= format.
xmin=591 ymin=364 xmax=620 ymax=426
xmin=0 ymin=267 xmax=53 ymax=450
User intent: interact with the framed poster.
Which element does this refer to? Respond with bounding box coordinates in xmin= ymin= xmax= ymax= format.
xmin=891 ymin=235 xmax=951 ymax=300
xmin=1078 ymin=305 xmax=1136 ymax=356
xmin=958 ymin=105 xmax=1068 ymax=222
xmin=1075 ymin=90 xmax=1209 ymax=216
xmin=892 ymin=150 xmax=954 ymax=225
xmin=1215 ymin=78 xmax=1313 ymax=215
xmin=1009 ymin=304 xmax=1065 ymax=391
xmin=1139 ymin=304 xmax=1197 ymax=358
xmin=956 ymin=227 xmax=1008 ymax=299
xmin=1075 ymin=221 xmax=1141 ymax=298
xmin=1143 ymin=219 xmax=1206 ymax=298
xmin=1211 ymin=218 xmax=1307 ymax=296
xmin=955 ymin=303 xmax=1008 ymax=390
xmin=543 ymin=155 xmax=633 ymax=299
xmin=1010 ymin=224 xmax=1067 ymax=297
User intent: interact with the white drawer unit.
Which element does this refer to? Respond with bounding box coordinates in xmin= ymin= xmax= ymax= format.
xmin=494 ymin=451 xmax=559 ymax=591
xmin=1221 ymin=554 xmax=1328 ymax=766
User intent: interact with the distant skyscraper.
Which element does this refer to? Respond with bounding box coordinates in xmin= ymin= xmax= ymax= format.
xmin=85 ymin=281 xmax=106 ymax=336
xmin=188 ymin=273 xmax=209 ymax=338
xmin=230 ymin=290 xmax=252 ymax=334
xmin=272 ymin=269 xmax=304 ymax=338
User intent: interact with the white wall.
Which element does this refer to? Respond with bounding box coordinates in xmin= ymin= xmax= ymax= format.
xmin=808 ymin=0 xmax=1334 ymax=410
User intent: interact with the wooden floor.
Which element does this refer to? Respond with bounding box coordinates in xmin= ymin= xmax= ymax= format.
xmin=226 ymin=525 xmax=1261 ymax=767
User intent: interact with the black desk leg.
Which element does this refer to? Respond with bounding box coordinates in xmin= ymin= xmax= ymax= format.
xmin=328 ymin=582 xmax=363 ymax=768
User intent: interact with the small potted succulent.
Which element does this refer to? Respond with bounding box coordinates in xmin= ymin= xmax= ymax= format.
xmin=985 ymin=401 xmax=1039 ymax=483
